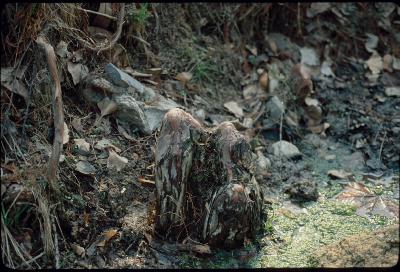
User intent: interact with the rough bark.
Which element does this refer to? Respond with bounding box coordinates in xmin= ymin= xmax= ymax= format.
xmin=154 ymin=108 xmax=263 ymax=248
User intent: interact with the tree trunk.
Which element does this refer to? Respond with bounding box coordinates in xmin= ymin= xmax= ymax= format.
xmin=154 ymin=108 xmax=263 ymax=248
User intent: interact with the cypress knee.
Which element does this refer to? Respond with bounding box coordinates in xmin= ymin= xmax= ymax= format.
xmin=154 ymin=108 xmax=264 ymax=248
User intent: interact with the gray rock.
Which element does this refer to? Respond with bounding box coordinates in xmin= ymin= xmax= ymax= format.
xmin=270 ymin=140 xmax=301 ymax=159
xmin=83 ymin=64 xmax=182 ymax=135
xmin=106 ymin=63 xmax=155 ymax=100
xmin=266 ymin=96 xmax=285 ymax=121
xmin=113 ymin=94 xmax=150 ymax=134
xmin=194 ymin=109 xmax=206 ymax=123
xmin=256 ymin=151 xmax=271 ymax=175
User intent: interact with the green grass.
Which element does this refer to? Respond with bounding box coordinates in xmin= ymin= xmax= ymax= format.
xmin=129 ymin=3 xmax=151 ymax=28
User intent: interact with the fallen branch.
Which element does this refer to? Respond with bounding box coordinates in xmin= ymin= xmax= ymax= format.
xmin=75 ymin=6 xmax=118 ymax=21
xmin=98 ymin=3 xmax=125 ymax=54
xmin=73 ymin=3 xmax=125 ymax=54
xmin=138 ymin=177 xmax=155 ymax=186
xmin=36 ymin=36 xmax=63 ymax=194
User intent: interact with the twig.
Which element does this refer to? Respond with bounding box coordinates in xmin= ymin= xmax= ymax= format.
xmin=297 ymin=3 xmax=303 ymax=36
xmin=35 ymin=35 xmax=63 ymax=194
xmin=52 ymin=216 xmax=60 ymax=269
xmin=75 ymin=6 xmax=118 ymax=21
xmin=97 ymin=3 xmax=125 ymax=54
xmin=378 ymin=131 xmax=387 ymax=162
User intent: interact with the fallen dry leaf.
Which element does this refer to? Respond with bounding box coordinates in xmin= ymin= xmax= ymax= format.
xmin=76 ymin=161 xmax=96 ymax=175
xmin=243 ymin=84 xmax=264 ymax=100
xmin=335 ymin=182 xmax=399 ymax=219
xmin=67 ymin=62 xmax=89 ymax=85
xmin=365 ymin=33 xmax=379 ymax=53
xmin=74 ymin=138 xmax=90 ymax=152
xmin=138 ymin=177 xmax=155 ymax=186
xmin=176 ymin=72 xmax=193 ymax=84
xmin=306 ymin=2 xmax=331 ymax=18
xmin=72 ymin=244 xmax=85 ymax=257
xmin=328 ymin=169 xmax=353 ymax=179
xmin=63 ymin=122 xmax=70 ymax=145
xmin=224 ymin=101 xmax=243 ymax=118
xmin=107 ymin=150 xmax=128 ymax=172
xmin=382 ymin=54 xmax=393 ymax=72
xmin=97 ymin=97 xmax=118 ymax=117
xmin=94 ymin=139 xmax=121 ymax=153
xmin=259 ymin=72 xmax=269 ymax=91
xmin=72 ymin=117 xmax=85 ymax=134
xmin=56 ymin=41 xmax=70 ymax=58
xmin=97 ymin=229 xmax=118 ymax=247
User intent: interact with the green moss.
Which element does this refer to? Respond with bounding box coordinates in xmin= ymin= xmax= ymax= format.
xmin=252 ymin=195 xmax=397 ymax=268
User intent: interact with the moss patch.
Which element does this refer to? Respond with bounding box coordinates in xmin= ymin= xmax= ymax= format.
xmin=251 ymin=193 xmax=397 ymax=268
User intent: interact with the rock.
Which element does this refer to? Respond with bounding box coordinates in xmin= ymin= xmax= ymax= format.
xmin=314 ymin=224 xmax=399 ymax=267
xmin=194 ymin=109 xmax=206 ymax=123
xmin=324 ymin=154 xmax=336 ymax=161
xmin=112 ymin=95 xmax=151 ymax=135
xmin=266 ymin=96 xmax=285 ymax=121
xmin=83 ymin=75 xmax=180 ymax=135
xmin=300 ymin=47 xmax=320 ymax=66
xmin=243 ymin=117 xmax=253 ymax=129
xmin=270 ymin=140 xmax=301 ymax=159
xmin=285 ymin=179 xmax=319 ymax=201
xmin=256 ymin=150 xmax=271 ymax=175
xmin=384 ymin=86 xmax=400 ymax=97
xmin=341 ymin=151 xmax=365 ymax=171
xmin=105 ymin=63 xmax=152 ymax=96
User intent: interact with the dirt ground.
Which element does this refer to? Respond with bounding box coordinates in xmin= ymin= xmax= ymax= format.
xmin=1 ymin=3 xmax=399 ymax=269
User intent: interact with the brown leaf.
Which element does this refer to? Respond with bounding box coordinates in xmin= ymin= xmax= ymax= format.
xmin=107 ymin=150 xmax=128 ymax=172
xmin=97 ymin=229 xmax=118 ymax=247
xmin=259 ymin=72 xmax=269 ymax=91
xmin=291 ymin=64 xmax=313 ymax=99
xmin=72 ymin=244 xmax=85 ymax=257
xmin=224 ymin=101 xmax=244 ymax=118
xmin=176 ymin=72 xmax=193 ymax=84
xmin=335 ymin=182 xmax=399 ymax=219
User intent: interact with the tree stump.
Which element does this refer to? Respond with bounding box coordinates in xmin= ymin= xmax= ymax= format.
xmin=154 ymin=108 xmax=264 ymax=248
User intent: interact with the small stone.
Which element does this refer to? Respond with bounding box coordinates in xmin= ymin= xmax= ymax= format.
xmin=384 ymin=86 xmax=400 ymax=97
xmin=270 ymin=140 xmax=301 ymax=159
xmin=194 ymin=109 xmax=206 ymax=123
xmin=324 ymin=154 xmax=336 ymax=161
xmin=256 ymin=150 xmax=271 ymax=175
xmin=243 ymin=117 xmax=253 ymax=129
